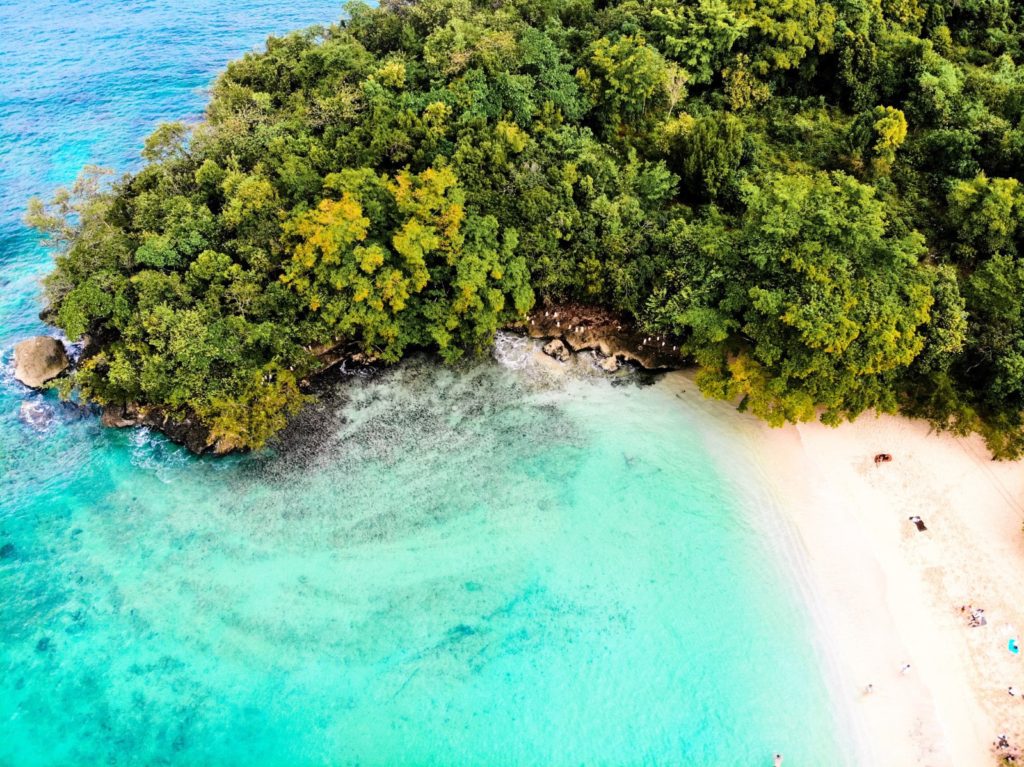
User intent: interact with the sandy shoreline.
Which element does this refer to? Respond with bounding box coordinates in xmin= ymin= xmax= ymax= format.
xmin=661 ymin=371 xmax=1024 ymax=766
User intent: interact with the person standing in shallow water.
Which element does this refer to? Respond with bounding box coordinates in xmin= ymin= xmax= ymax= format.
xmin=774 ymin=754 xmax=783 ymax=766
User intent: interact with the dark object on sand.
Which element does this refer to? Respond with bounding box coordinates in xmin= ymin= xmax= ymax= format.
xmin=874 ymin=453 xmax=893 ymax=464
xmin=909 ymin=515 xmax=927 ymax=532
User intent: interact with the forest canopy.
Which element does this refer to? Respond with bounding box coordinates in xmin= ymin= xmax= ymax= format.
xmin=28 ymin=0 xmax=1024 ymax=455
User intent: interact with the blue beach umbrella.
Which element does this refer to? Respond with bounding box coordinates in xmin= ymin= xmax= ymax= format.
xmin=1010 ymin=638 xmax=1019 ymax=655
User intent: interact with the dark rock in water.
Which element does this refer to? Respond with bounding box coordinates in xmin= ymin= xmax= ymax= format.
xmin=18 ymin=400 xmax=53 ymax=431
xmin=100 ymin=403 xmax=145 ymax=429
xmin=13 ymin=336 xmax=70 ymax=388
xmin=542 ymin=338 xmax=571 ymax=362
xmin=0 ymin=542 xmax=15 ymax=559
xmin=448 ymin=623 xmax=476 ymax=639
xmin=35 ymin=637 xmax=50 ymax=653
xmin=611 ymin=371 xmax=658 ymax=388
xmin=101 ymin=403 xmax=232 ymax=456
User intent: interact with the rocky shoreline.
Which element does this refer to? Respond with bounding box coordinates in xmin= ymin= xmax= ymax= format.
xmin=9 ymin=332 xmax=384 ymax=456
xmin=10 ymin=304 xmax=685 ymax=455
xmin=520 ymin=303 xmax=685 ymax=371
xmin=98 ymin=402 xmax=233 ymax=456
xmin=93 ymin=339 xmax=379 ymax=455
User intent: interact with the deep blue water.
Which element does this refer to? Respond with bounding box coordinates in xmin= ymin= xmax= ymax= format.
xmin=0 ymin=3 xmax=859 ymax=765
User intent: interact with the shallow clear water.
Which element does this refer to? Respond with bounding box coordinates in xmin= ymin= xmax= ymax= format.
xmin=1 ymin=3 xmax=857 ymax=765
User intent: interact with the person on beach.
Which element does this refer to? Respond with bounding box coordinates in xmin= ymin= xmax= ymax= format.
xmin=900 ymin=663 xmax=911 ymax=675
xmin=1009 ymin=686 xmax=1020 ymax=697
xmin=864 ymin=683 xmax=874 ymax=695
xmin=773 ymin=754 xmax=783 ymax=767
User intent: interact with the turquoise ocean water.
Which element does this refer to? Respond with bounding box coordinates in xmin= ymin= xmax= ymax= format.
xmin=1 ymin=3 xmax=859 ymax=765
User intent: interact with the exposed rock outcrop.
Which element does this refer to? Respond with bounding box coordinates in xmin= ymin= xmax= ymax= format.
xmin=542 ymin=338 xmax=571 ymax=362
xmin=523 ymin=304 xmax=684 ymax=370
xmin=13 ymin=336 xmax=69 ymax=388
xmin=100 ymin=403 xmax=236 ymax=456
xmin=305 ymin=339 xmax=370 ymax=378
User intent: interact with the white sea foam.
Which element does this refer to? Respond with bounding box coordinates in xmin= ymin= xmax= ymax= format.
xmin=128 ymin=427 xmax=193 ymax=482
xmin=490 ymin=330 xmax=533 ymax=370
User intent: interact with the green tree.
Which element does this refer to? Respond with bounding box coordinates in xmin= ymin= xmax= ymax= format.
xmin=651 ymin=0 xmax=749 ymax=84
xmin=579 ymin=34 xmax=669 ymax=136
xmin=947 ymin=173 xmax=1024 ymax=262
xmin=677 ymin=172 xmax=938 ymax=425
xmin=673 ymin=113 xmax=745 ymax=201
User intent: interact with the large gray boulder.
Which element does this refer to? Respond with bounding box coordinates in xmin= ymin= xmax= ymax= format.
xmin=13 ymin=336 xmax=69 ymax=388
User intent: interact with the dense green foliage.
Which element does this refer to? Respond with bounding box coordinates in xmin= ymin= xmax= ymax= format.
xmin=29 ymin=0 xmax=1024 ymax=454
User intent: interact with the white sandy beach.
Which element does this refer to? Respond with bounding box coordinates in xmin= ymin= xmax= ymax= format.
xmin=671 ymin=372 xmax=1024 ymax=766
